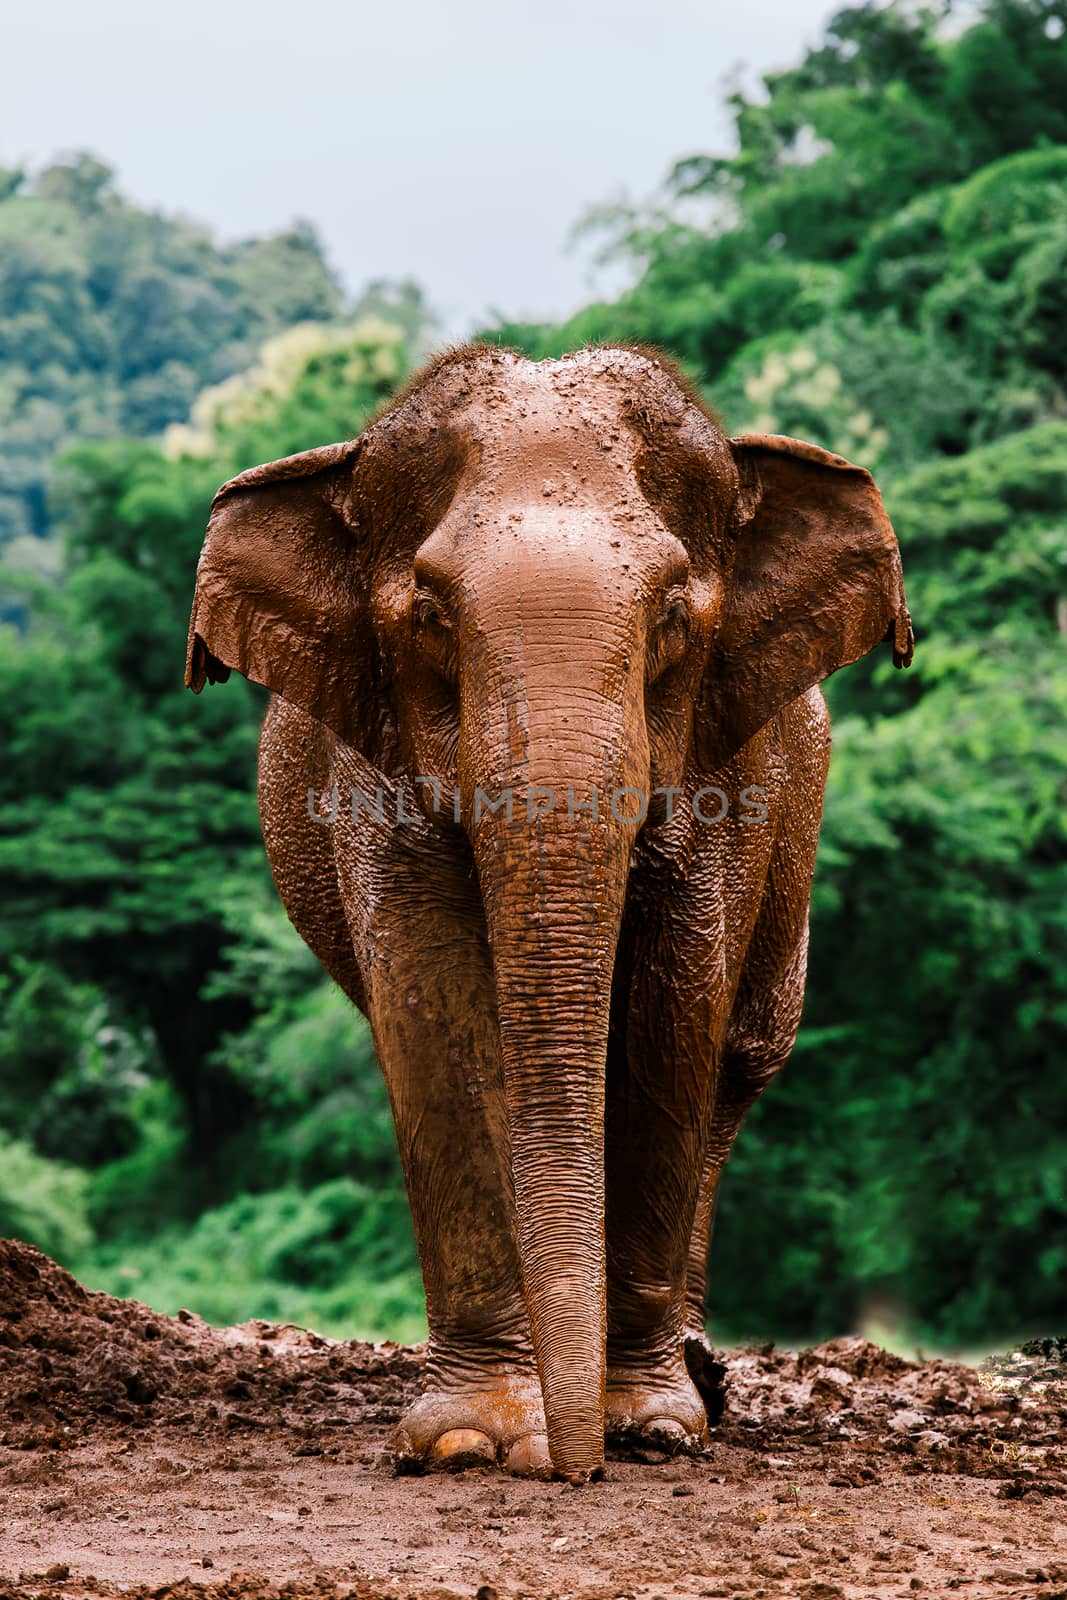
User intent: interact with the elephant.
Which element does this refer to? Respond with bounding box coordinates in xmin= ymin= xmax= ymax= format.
xmin=185 ymin=343 xmax=913 ymax=1485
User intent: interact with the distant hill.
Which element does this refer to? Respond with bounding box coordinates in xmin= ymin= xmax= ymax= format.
xmin=0 ymin=153 xmax=348 ymax=549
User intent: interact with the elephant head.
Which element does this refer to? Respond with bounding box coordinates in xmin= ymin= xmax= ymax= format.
xmin=187 ymin=344 xmax=912 ymax=1480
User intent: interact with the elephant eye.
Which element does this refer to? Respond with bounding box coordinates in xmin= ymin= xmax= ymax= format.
xmin=412 ymin=590 xmax=457 ymax=682
xmin=647 ymin=591 xmax=691 ymax=683
xmin=413 ymin=590 xmax=452 ymax=633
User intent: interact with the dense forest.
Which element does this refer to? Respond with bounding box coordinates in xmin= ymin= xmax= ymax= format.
xmin=0 ymin=153 xmax=354 ymax=559
xmin=1 ymin=0 xmax=1064 ymax=1349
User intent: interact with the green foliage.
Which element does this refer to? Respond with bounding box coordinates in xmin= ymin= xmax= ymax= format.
xmin=0 ymin=312 xmax=421 ymax=1325
xmin=221 ymin=982 xmax=398 ymax=1192
xmin=85 ymin=1079 xmax=194 ymax=1235
xmin=0 ymin=154 xmax=346 ymax=548
xmin=79 ymin=1182 xmax=424 ymax=1341
xmin=161 ymin=317 xmax=410 ymax=470
xmin=0 ymin=1133 xmax=93 ymax=1261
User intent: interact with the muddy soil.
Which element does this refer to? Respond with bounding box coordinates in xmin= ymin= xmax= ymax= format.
xmin=0 ymin=1241 xmax=1064 ymax=1600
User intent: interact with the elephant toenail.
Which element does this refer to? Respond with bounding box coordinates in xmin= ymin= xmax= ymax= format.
xmin=645 ymin=1417 xmax=689 ymax=1449
xmin=504 ymin=1432 xmax=553 ymax=1478
xmin=431 ymin=1428 xmax=495 ymax=1467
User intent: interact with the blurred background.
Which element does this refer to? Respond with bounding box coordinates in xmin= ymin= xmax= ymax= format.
xmin=0 ymin=0 xmax=1064 ymax=1353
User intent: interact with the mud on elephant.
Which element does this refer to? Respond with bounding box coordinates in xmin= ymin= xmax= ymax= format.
xmin=186 ymin=343 xmax=912 ymax=1483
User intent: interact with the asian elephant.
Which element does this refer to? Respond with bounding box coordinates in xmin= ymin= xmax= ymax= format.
xmin=186 ymin=343 xmax=912 ymax=1485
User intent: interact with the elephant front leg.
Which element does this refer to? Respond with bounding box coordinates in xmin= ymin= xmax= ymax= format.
xmin=386 ymin=1001 xmax=548 ymax=1478
xmin=337 ymin=827 xmax=549 ymax=1478
xmin=603 ymin=905 xmax=725 ymax=1456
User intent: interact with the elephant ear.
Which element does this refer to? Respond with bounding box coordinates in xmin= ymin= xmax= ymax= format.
xmin=185 ymin=439 xmax=381 ymax=754
xmin=695 ymin=433 xmax=914 ymax=771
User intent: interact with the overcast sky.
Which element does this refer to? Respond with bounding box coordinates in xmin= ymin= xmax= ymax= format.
xmin=5 ymin=0 xmax=842 ymax=335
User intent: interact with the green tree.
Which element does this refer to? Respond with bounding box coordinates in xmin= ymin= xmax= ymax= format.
xmin=0 ymin=318 xmax=419 ymax=1209
xmin=0 ymin=155 xmax=347 ymax=548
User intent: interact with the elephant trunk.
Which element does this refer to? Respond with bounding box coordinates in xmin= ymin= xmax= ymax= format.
xmin=469 ymin=718 xmax=644 ymax=1482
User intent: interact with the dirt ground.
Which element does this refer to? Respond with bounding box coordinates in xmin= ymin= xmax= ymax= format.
xmin=0 ymin=1241 xmax=1064 ymax=1600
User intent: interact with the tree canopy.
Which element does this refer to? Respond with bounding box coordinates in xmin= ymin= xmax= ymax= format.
xmin=0 ymin=154 xmax=351 ymax=553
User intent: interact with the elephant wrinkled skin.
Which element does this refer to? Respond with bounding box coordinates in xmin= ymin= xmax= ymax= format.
xmin=186 ymin=344 xmax=913 ymax=1484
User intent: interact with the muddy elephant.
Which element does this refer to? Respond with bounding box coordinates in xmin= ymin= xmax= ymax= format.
xmin=186 ymin=344 xmax=912 ymax=1484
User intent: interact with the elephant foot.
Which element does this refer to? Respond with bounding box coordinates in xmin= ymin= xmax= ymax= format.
xmin=393 ymin=1370 xmax=551 ymax=1478
xmin=604 ymin=1358 xmax=710 ymax=1458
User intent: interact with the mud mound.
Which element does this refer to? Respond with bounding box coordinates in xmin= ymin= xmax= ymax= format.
xmin=0 ymin=1241 xmax=419 ymax=1454
xmin=711 ymin=1334 xmax=1065 ymax=1472
xmin=1 ymin=1240 xmax=1065 ymax=1600
xmin=1 ymin=1240 xmax=1058 ymax=1469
